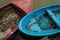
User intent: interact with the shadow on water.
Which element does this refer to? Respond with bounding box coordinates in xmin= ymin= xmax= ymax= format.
xmin=48 ymin=32 xmax=60 ymax=40
xmin=7 ymin=30 xmax=44 ymax=40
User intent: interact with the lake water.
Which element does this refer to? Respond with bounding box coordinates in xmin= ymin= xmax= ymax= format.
xmin=33 ymin=0 xmax=60 ymax=10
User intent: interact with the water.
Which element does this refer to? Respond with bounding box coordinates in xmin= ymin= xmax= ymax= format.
xmin=0 ymin=0 xmax=12 ymax=6
xmin=33 ymin=0 xmax=60 ymax=10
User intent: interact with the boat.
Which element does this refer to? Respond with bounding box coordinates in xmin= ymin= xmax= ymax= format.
xmin=0 ymin=0 xmax=32 ymax=40
xmin=18 ymin=4 xmax=60 ymax=36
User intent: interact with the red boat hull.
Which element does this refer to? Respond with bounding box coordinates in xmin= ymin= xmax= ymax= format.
xmin=0 ymin=0 xmax=33 ymax=40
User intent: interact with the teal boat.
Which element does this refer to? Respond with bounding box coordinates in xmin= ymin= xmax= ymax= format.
xmin=18 ymin=4 xmax=60 ymax=36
